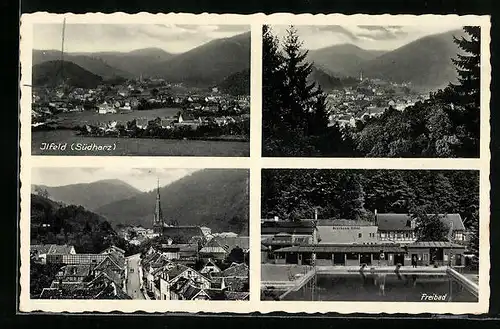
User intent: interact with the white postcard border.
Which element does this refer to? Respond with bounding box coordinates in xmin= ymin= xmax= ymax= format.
xmin=19 ymin=12 xmax=491 ymax=314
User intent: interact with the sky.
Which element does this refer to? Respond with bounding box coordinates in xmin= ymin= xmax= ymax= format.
xmin=31 ymin=168 xmax=200 ymax=192
xmin=33 ymin=23 xmax=250 ymax=53
xmin=270 ymin=25 xmax=465 ymax=51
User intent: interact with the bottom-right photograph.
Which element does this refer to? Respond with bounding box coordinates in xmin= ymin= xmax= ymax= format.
xmin=260 ymin=169 xmax=480 ymax=302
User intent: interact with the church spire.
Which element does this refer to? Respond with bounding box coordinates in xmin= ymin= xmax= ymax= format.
xmin=153 ymin=177 xmax=164 ymax=234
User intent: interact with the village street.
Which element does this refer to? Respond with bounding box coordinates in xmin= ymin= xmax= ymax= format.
xmin=126 ymin=253 xmax=145 ymax=299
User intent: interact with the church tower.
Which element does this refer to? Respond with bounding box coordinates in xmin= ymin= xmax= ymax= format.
xmin=153 ymin=178 xmax=164 ymax=235
xmin=359 ymin=70 xmax=363 ymax=82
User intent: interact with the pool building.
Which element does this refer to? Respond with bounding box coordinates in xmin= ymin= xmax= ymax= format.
xmin=261 ymin=212 xmax=468 ymax=267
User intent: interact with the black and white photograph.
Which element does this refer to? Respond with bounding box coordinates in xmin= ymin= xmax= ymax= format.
xmin=260 ymin=169 xmax=479 ymax=302
xmin=30 ymin=167 xmax=250 ymax=300
xmin=31 ymin=21 xmax=251 ymax=156
xmin=262 ymin=25 xmax=481 ymax=158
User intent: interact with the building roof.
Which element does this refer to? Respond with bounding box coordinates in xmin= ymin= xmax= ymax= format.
xmin=317 ymin=219 xmax=376 ymax=227
xmin=179 ymin=111 xmax=196 ymax=121
xmin=162 ymin=226 xmax=204 ymax=244
xmin=199 ymin=246 xmax=227 ymax=254
xmin=31 ymin=244 xmax=75 ymax=255
xmin=213 ymin=263 xmax=249 ymax=278
xmin=49 ymin=281 xmax=86 ymax=290
xmin=377 ymin=213 xmax=465 ymax=231
xmin=164 ymin=264 xmax=191 ymax=282
xmin=224 ymin=291 xmax=250 ymax=300
xmin=409 ymin=241 xmax=466 ymax=249
xmin=206 ymin=236 xmax=250 ymax=251
xmin=101 ymin=245 xmax=125 ymax=255
xmin=274 ymin=244 xmax=405 ymax=254
xmin=159 ymin=243 xmax=198 ymax=253
xmin=56 ymin=265 xmax=92 ymax=279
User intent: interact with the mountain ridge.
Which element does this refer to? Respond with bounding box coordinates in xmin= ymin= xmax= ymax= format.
xmin=305 ymin=29 xmax=466 ymax=91
xmin=94 ymin=169 xmax=249 ymax=235
xmin=32 ymin=179 xmax=142 ymax=211
xmin=144 ymin=31 xmax=251 ymax=87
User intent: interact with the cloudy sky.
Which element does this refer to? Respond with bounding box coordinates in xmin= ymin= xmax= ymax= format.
xmin=270 ymin=25 xmax=465 ymax=51
xmin=33 ymin=23 xmax=250 ymax=53
xmin=31 ymin=168 xmax=200 ymax=192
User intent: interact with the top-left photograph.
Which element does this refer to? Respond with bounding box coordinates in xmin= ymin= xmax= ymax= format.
xmin=30 ymin=21 xmax=251 ymax=157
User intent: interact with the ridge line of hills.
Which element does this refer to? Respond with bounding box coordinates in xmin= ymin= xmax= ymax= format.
xmin=306 ymin=28 xmax=466 ymax=91
xmin=32 ymin=31 xmax=251 ymax=92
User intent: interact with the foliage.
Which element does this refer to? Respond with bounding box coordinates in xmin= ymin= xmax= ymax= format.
xmin=218 ymin=69 xmax=250 ymax=96
xmin=227 ymin=246 xmax=245 ymax=264
xmin=30 ymin=193 xmax=138 ymax=256
xmin=30 ymin=259 xmax=63 ymax=298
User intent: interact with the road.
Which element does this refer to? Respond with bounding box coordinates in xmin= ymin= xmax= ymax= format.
xmin=126 ymin=253 xmax=145 ymax=299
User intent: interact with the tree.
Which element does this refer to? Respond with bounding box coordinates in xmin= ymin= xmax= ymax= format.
xmin=34 ymin=186 xmax=50 ymax=199
xmin=450 ymin=27 xmax=480 ymax=107
xmin=262 ymin=25 xmax=332 ymax=156
xmin=446 ymin=27 xmax=481 ymax=157
xmin=411 ymin=207 xmax=448 ymax=242
xmin=262 ymin=25 xmax=285 ymax=145
xmin=227 ymin=246 xmax=245 ymax=264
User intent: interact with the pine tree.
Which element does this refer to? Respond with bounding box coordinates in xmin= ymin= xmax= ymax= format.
xmin=262 ymin=25 xmax=285 ymax=143
xmin=446 ymin=26 xmax=481 ymax=157
xmin=281 ymin=25 xmax=321 ymax=136
xmin=450 ymin=26 xmax=480 ymax=107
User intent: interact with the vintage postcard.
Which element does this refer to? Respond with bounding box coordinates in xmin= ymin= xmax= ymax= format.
xmin=19 ymin=13 xmax=491 ymax=315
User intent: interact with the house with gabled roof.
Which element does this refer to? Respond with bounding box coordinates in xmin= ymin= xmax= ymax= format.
xmin=375 ymin=213 xmax=466 ymax=244
xmin=199 ymin=258 xmax=221 ymax=276
xmin=199 ymin=236 xmax=250 ymax=260
xmin=157 ymin=264 xmax=212 ymax=300
xmin=31 ymin=244 xmax=76 ymax=264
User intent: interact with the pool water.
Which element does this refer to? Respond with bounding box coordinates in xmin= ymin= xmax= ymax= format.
xmin=281 ymin=273 xmax=478 ymax=302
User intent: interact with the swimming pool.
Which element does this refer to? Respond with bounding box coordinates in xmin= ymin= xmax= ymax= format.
xmin=275 ymin=273 xmax=478 ymax=302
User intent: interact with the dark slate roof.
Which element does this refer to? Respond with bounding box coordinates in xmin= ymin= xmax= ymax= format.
xmin=317 ymin=219 xmax=375 ymax=227
xmin=101 ymin=245 xmax=125 ymax=255
xmin=212 ymin=263 xmax=249 ymax=278
xmin=56 ymin=265 xmax=92 ymax=278
xmin=182 ymin=284 xmax=202 ymax=300
xmin=162 ymin=226 xmax=204 ymax=244
xmin=204 ymin=289 xmax=226 ymax=300
xmin=274 ymin=244 xmax=405 ymax=253
xmin=49 ymin=281 xmax=86 ymax=290
xmin=224 ymin=291 xmax=249 ymax=300
xmin=179 ymin=111 xmax=196 ymax=121
xmin=31 ymin=244 xmax=75 ymax=255
xmin=376 ymin=213 xmax=465 ymax=231
xmin=409 ymin=241 xmax=466 ymax=249
xmin=210 ymin=236 xmax=250 ymax=251
xmin=164 ymin=264 xmax=190 ymax=281
xmin=261 ymin=220 xmax=316 ymax=235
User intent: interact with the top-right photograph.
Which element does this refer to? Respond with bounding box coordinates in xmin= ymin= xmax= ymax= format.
xmin=262 ymin=24 xmax=482 ymax=158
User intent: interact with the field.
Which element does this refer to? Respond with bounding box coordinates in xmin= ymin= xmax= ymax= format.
xmin=55 ymin=108 xmax=182 ymax=127
xmin=32 ymin=130 xmax=250 ymax=156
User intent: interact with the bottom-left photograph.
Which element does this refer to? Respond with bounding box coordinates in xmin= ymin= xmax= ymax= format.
xmin=29 ymin=167 xmax=250 ymax=301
